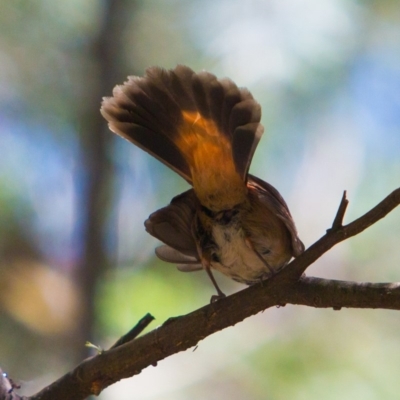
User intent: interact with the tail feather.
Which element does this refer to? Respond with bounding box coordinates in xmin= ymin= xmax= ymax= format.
xmin=102 ymin=78 xmax=191 ymax=181
xmin=101 ymin=65 xmax=264 ymax=210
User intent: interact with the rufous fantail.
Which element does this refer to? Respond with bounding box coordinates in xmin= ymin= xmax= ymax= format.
xmin=101 ymin=65 xmax=304 ymax=301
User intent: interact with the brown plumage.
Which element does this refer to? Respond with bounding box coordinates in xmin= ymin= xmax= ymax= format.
xmin=101 ymin=65 xmax=304 ymax=300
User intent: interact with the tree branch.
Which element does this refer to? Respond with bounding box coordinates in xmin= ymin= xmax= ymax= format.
xmin=2 ymin=187 xmax=399 ymax=400
xmin=282 ymin=187 xmax=400 ymax=280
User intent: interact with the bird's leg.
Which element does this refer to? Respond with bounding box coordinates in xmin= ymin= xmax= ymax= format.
xmin=245 ymin=238 xmax=274 ymax=274
xmin=204 ymin=263 xmax=226 ymax=303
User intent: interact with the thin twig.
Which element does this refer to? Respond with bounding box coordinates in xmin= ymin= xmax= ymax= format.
xmin=110 ymin=313 xmax=155 ymax=350
xmin=330 ymin=190 xmax=349 ymax=230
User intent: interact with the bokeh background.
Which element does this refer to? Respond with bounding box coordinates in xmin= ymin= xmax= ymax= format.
xmin=1 ymin=0 xmax=400 ymax=399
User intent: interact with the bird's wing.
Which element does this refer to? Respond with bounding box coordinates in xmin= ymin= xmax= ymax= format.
xmin=247 ymin=174 xmax=305 ymax=257
xmin=156 ymin=245 xmax=203 ymax=272
xmin=144 ymin=189 xmax=199 ymax=259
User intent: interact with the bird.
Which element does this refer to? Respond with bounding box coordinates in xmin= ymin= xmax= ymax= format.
xmin=101 ymin=65 xmax=304 ymax=301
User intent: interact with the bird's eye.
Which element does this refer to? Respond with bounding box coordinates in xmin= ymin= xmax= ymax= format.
xmin=261 ymin=248 xmax=271 ymax=255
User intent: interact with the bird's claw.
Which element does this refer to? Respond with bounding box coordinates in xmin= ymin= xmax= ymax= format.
xmin=210 ymin=292 xmax=226 ymax=303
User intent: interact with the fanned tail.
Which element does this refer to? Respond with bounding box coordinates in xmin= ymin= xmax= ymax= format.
xmin=101 ymin=65 xmax=264 ymax=211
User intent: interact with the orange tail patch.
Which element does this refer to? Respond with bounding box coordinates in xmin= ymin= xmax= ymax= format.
xmin=175 ymin=111 xmax=247 ymax=211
